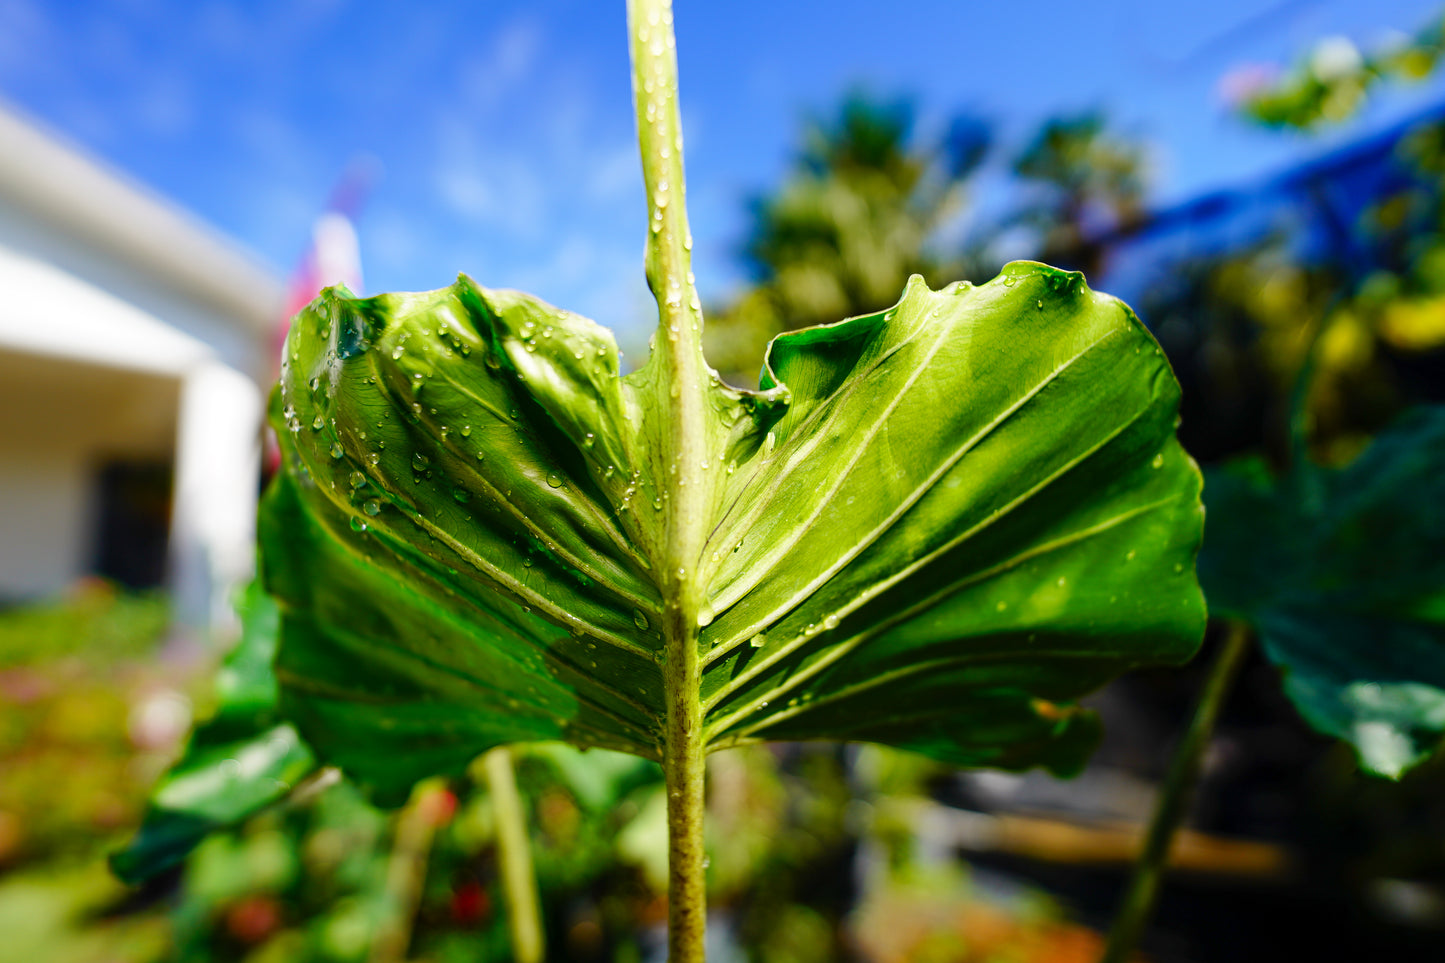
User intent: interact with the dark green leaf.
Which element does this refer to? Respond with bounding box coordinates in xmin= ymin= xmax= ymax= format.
xmin=111 ymin=582 xmax=319 ymax=882
xmin=264 ymin=261 xmax=1205 ymax=798
xmin=1200 ymin=407 xmax=1445 ymax=778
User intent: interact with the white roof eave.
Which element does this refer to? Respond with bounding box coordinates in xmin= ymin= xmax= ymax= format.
xmin=0 ymin=246 xmax=213 ymax=376
xmin=0 ymin=99 xmax=284 ymax=334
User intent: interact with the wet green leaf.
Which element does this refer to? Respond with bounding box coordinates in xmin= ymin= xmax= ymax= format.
xmin=264 ymin=261 xmax=1205 ymax=799
xmin=1200 ymin=407 xmax=1445 ymax=778
xmin=111 ymin=583 xmax=319 ymax=882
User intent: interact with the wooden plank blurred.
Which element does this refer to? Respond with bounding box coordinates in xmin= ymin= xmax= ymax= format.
xmin=893 ymin=799 xmax=1291 ymax=878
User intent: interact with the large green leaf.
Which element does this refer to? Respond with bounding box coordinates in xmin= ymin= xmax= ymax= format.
xmin=112 ymin=583 xmax=319 ymax=882
xmin=1199 ymin=407 xmax=1445 ymax=778
xmin=264 ymin=260 xmax=1205 ymax=799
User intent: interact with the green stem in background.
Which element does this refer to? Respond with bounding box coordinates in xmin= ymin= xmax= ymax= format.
xmin=1099 ymin=620 xmax=1253 ymax=963
xmin=627 ymin=0 xmax=711 ymax=961
xmin=1284 ymin=288 xmax=1344 ymax=487
xmin=369 ymin=779 xmax=448 ymax=963
xmin=483 ymin=748 xmax=545 ymax=963
xmin=1285 ymin=316 xmax=1323 ymax=470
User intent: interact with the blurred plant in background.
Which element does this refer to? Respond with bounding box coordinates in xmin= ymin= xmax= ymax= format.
xmin=702 ymin=96 xmax=1151 ymax=387
xmin=1160 ymin=9 xmax=1445 ymax=466
xmin=1007 ymin=113 xmax=1148 ymax=280
xmin=0 ymin=586 xmax=181 ymax=963
xmin=703 ymin=96 xmax=990 ymax=382
xmin=0 ymin=586 xmax=174 ymax=869
xmin=1239 ymin=15 xmax=1445 ymax=131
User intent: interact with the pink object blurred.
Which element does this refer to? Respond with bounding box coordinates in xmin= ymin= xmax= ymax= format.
xmin=265 ymin=158 xmax=377 ymax=473
xmin=1217 ymin=62 xmax=1282 ymax=108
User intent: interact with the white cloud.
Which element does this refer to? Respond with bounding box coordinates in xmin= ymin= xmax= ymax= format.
xmin=431 ymin=115 xmax=549 ymax=237
xmin=586 ymin=144 xmax=640 ymax=202
xmin=458 ymin=17 xmax=541 ymax=111
xmin=435 ymin=163 xmax=494 ymax=220
xmin=133 ymin=72 xmax=195 ymax=137
xmin=362 ymin=206 xmax=422 ymax=284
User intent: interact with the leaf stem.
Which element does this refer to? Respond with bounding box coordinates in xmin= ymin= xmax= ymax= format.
xmin=483 ymin=747 xmax=545 ymax=963
xmin=628 ymin=0 xmax=710 ymax=587
xmin=662 ymin=635 xmax=708 ymax=961
xmin=1099 ymin=619 xmax=1252 ymax=963
xmin=369 ymin=779 xmax=448 ymax=963
xmin=627 ymin=1 xmax=711 ymax=959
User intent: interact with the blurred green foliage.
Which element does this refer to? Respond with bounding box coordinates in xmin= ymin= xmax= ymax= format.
xmin=0 ymin=585 xmax=174 ymax=869
xmin=1200 ymin=408 xmax=1445 ymax=778
xmin=0 ymin=583 xmax=168 ymax=669
xmin=1240 ymin=15 xmax=1445 ymax=130
xmin=703 ymin=97 xmax=1149 ymax=387
xmin=1142 ymin=20 xmax=1445 ymax=467
xmin=703 ymin=96 xmax=989 ymax=381
xmin=1009 ymin=112 xmax=1147 ymax=278
xmin=113 ymin=583 xmax=318 ymax=883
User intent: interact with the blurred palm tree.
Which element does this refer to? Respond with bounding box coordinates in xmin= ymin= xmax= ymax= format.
xmin=1009 ymin=112 xmax=1149 ymax=279
xmin=704 ymin=95 xmax=990 ymax=383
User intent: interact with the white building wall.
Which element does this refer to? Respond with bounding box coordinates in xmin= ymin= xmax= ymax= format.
xmin=0 ymin=204 xmax=263 ymax=379
xmin=0 ymin=102 xmax=282 ymax=629
xmin=0 ymin=450 xmax=90 ymax=598
xmin=170 ymin=361 xmax=265 ymax=629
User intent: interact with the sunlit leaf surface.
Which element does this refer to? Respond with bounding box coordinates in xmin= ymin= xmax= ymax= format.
xmin=1200 ymin=407 xmax=1445 ymax=778
xmin=265 ymin=261 xmax=1205 ymax=798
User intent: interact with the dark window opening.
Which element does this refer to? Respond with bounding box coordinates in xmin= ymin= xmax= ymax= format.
xmin=91 ymin=460 xmax=173 ymax=590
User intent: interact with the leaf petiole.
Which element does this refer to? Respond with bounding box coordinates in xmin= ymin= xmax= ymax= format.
xmin=1100 ymin=619 xmax=1252 ymax=963
xmin=627 ymin=0 xmax=711 ymax=958
xmin=483 ymin=747 xmax=545 ymax=963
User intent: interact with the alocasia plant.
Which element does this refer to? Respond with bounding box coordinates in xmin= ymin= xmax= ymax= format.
xmin=254 ymin=1 xmax=1205 ymax=957
xmin=1200 ymin=406 xmax=1445 ymax=778
xmin=1104 ymin=405 xmax=1445 ymax=963
xmin=119 ymin=1 xmax=1205 ymax=958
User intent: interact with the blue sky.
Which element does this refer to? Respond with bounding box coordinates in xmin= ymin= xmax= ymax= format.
xmin=1 ymin=0 xmax=1443 ymax=347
